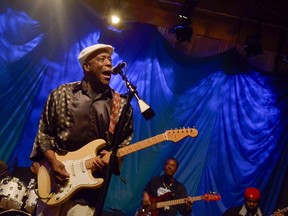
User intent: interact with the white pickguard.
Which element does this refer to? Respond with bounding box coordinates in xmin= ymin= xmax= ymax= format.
xmin=53 ymin=155 xmax=101 ymax=202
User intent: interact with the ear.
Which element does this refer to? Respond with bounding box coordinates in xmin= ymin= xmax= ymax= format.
xmin=83 ymin=63 xmax=90 ymax=72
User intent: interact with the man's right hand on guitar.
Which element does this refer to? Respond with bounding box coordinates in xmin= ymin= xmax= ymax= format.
xmin=44 ymin=150 xmax=70 ymax=184
xmin=50 ymin=159 xmax=70 ymax=184
xmin=142 ymin=191 xmax=151 ymax=207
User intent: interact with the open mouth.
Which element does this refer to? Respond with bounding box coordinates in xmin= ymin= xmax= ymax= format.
xmin=102 ymin=71 xmax=111 ymax=79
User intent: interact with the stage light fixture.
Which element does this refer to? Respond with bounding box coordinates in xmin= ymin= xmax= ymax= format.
xmin=169 ymin=24 xmax=193 ymax=44
xmin=178 ymin=0 xmax=199 ymax=21
xmin=280 ymin=53 xmax=288 ymax=63
xmin=244 ymin=31 xmax=263 ymax=57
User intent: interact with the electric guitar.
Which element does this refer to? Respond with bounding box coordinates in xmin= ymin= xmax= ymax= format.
xmin=136 ymin=192 xmax=221 ymax=216
xmin=271 ymin=206 xmax=288 ymax=216
xmin=37 ymin=128 xmax=198 ymax=206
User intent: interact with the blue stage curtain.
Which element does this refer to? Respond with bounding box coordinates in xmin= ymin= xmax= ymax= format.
xmin=0 ymin=1 xmax=287 ymax=215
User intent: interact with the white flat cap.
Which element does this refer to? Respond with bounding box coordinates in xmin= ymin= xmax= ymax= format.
xmin=78 ymin=44 xmax=114 ymax=65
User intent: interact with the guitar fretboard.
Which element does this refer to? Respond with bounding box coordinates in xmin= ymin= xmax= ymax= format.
xmin=157 ymin=196 xmax=204 ymax=208
xmin=117 ymin=133 xmax=167 ymax=157
xmin=84 ymin=134 xmax=167 ymax=169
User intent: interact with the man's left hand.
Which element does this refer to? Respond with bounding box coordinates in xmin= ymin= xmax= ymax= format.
xmin=92 ymin=150 xmax=111 ymax=170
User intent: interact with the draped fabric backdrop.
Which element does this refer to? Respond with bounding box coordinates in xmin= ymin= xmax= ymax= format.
xmin=0 ymin=1 xmax=287 ymax=215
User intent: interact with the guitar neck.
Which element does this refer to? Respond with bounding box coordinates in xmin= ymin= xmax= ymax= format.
xmin=156 ymin=196 xmax=203 ymax=209
xmin=116 ymin=133 xmax=167 ymax=157
xmin=84 ymin=128 xmax=198 ymax=169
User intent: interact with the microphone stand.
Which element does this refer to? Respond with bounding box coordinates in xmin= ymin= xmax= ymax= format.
xmin=95 ymin=69 xmax=154 ymax=216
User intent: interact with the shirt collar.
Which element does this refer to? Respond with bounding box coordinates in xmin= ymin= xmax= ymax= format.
xmin=239 ymin=205 xmax=263 ymax=216
xmin=78 ymin=78 xmax=113 ymax=99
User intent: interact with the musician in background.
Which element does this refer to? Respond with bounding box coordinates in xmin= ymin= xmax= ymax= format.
xmin=29 ymin=43 xmax=133 ymax=216
xmin=141 ymin=158 xmax=193 ymax=216
xmin=223 ymin=187 xmax=267 ymax=216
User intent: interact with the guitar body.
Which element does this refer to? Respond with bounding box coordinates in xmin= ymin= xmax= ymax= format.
xmin=150 ymin=193 xmax=173 ymax=216
xmin=38 ymin=139 xmax=106 ymax=206
xmin=137 ymin=193 xmax=173 ymax=216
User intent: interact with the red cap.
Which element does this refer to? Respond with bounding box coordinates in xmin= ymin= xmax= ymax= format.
xmin=244 ymin=187 xmax=260 ymax=200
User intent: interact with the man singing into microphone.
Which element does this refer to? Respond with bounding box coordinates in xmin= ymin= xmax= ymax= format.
xmin=30 ymin=43 xmax=134 ymax=216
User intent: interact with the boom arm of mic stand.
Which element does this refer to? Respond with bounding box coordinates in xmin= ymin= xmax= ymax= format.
xmin=118 ymin=70 xmax=155 ymax=120
xmin=117 ymin=70 xmax=138 ymax=96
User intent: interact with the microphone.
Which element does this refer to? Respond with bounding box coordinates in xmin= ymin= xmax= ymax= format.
xmin=112 ymin=62 xmax=126 ymax=75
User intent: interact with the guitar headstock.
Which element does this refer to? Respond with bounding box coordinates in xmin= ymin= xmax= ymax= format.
xmin=164 ymin=128 xmax=198 ymax=142
xmin=203 ymin=192 xmax=221 ymax=201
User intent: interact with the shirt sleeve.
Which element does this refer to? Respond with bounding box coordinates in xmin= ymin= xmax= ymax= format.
xmin=143 ymin=176 xmax=159 ymax=196
xmin=29 ymin=90 xmax=64 ymax=161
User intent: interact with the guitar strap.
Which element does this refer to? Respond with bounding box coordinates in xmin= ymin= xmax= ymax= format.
xmin=107 ymin=92 xmax=124 ymax=176
xmin=108 ymin=92 xmax=122 ymax=137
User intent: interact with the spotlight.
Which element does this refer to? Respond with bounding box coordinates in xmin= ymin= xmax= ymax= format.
xmin=169 ymin=24 xmax=193 ymax=44
xmin=110 ymin=15 xmax=120 ymax=25
xmin=106 ymin=8 xmax=124 ymax=32
xmin=244 ymin=31 xmax=263 ymax=57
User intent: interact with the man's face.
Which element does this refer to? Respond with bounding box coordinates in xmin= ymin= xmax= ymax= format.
xmin=85 ymin=50 xmax=113 ymax=86
xmin=164 ymin=159 xmax=178 ymax=177
xmin=245 ymin=198 xmax=259 ymax=214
